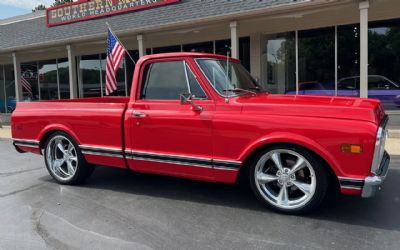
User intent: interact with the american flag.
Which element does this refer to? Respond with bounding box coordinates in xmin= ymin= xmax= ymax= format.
xmin=106 ymin=29 xmax=126 ymax=95
xmin=21 ymin=76 xmax=32 ymax=95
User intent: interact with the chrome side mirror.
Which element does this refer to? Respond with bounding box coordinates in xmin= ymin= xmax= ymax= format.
xmin=180 ymin=93 xmax=203 ymax=112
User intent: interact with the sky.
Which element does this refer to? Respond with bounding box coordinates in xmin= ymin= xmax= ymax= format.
xmin=0 ymin=0 xmax=55 ymax=19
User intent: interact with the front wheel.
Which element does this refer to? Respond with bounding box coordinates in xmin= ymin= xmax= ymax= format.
xmin=44 ymin=132 xmax=94 ymax=185
xmin=249 ymin=145 xmax=329 ymax=214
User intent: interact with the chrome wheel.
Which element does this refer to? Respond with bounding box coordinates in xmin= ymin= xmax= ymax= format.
xmin=254 ymin=149 xmax=317 ymax=210
xmin=46 ymin=135 xmax=78 ymax=181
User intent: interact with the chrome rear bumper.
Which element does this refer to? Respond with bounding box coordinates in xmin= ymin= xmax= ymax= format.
xmin=362 ymin=151 xmax=390 ymax=198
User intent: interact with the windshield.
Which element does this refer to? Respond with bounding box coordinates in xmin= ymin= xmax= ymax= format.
xmin=196 ymin=59 xmax=263 ymax=97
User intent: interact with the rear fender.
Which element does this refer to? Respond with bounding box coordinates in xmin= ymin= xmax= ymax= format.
xmin=37 ymin=124 xmax=82 ymax=150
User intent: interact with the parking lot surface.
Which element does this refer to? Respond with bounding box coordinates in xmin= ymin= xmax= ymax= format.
xmin=0 ymin=138 xmax=399 ymax=250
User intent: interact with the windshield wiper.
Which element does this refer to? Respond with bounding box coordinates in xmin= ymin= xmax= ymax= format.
xmin=223 ymin=88 xmax=257 ymax=96
xmin=249 ymin=86 xmax=270 ymax=94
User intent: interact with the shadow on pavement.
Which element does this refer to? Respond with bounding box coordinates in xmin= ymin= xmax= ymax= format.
xmin=41 ymin=156 xmax=400 ymax=232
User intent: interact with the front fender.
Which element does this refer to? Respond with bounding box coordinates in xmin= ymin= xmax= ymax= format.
xmin=238 ymin=132 xmax=343 ymax=177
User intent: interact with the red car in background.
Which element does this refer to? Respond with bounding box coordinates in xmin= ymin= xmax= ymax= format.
xmin=11 ymin=53 xmax=390 ymax=214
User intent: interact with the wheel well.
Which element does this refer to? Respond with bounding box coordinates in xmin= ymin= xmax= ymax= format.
xmin=237 ymin=142 xmax=340 ymax=192
xmin=39 ymin=130 xmax=63 ymax=150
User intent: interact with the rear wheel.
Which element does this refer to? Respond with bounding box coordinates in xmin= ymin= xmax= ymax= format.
xmin=249 ymin=145 xmax=328 ymax=214
xmin=44 ymin=132 xmax=94 ymax=184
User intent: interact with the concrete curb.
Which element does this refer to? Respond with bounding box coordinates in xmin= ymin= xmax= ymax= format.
xmin=0 ymin=126 xmax=11 ymax=139
xmin=388 ymin=130 xmax=400 ymax=139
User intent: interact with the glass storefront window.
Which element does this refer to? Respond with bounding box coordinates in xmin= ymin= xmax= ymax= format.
xmin=57 ymin=58 xmax=70 ymax=99
xmin=80 ymin=55 xmax=102 ymax=97
xmin=4 ymin=65 xmax=16 ymax=113
xmin=0 ymin=66 xmax=5 ymax=113
xmin=337 ymin=24 xmax=360 ymax=97
xmin=369 ymin=19 xmax=400 ymax=110
xmin=100 ymin=54 xmax=126 ymax=96
xmin=153 ymin=45 xmax=181 ymax=54
xmin=215 ymin=38 xmax=251 ymax=71
xmin=126 ymin=50 xmax=140 ymax=95
xmin=239 ymin=37 xmax=251 ymax=71
xmin=262 ymin=32 xmax=296 ymax=94
xmin=298 ymin=28 xmax=335 ymax=96
xmin=183 ymin=41 xmax=213 ymax=53
xmin=21 ymin=62 xmax=39 ymax=100
xmin=38 ymin=60 xmax=58 ymax=100
xmin=215 ymin=39 xmax=231 ymax=56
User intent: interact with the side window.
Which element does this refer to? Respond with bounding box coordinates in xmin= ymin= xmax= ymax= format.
xmin=185 ymin=64 xmax=207 ymax=99
xmin=141 ymin=61 xmax=188 ymax=100
xmin=141 ymin=60 xmax=207 ymax=100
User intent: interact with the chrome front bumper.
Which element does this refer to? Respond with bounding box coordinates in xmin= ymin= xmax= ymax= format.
xmin=362 ymin=151 xmax=390 ymax=198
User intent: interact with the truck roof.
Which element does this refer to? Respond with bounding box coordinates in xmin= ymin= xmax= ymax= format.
xmin=138 ymin=52 xmax=241 ymax=63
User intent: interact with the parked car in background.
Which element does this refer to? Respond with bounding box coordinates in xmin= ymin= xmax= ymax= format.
xmin=0 ymin=98 xmax=16 ymax=113
xmin=12 ymin=53 xmax=390 ymax=214
xmin=286 ymin=75 xmax=400 ymax=108
xmin=285 ymin=81 xmax=335 ymax=96
xmin=298 ymin=81 xmax=333 ymax=96
xmin=338 ymin=75 xmax=400 ymax=106
xmin=394 ymin=95 xmax=400 ymax=106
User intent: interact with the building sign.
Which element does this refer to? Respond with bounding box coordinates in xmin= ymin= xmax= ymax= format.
xmin=46 ymin=0 xmax=180 ymax=27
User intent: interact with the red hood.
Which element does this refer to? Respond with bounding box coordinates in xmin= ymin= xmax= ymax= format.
xmin=236 ymin=94 xmax=385 ymax=124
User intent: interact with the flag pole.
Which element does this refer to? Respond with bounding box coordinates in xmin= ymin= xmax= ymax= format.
xmin=106 ymin=22 xmax=136 ymax=65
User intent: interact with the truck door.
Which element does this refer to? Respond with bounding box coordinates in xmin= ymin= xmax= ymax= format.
xmin=126 ymin=58 xmax=215 ymax=181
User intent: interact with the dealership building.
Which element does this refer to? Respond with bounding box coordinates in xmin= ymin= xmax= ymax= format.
xmin=0 ymin=0 xmax=400 ymax=115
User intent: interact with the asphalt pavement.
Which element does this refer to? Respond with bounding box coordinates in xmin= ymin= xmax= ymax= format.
xmin=1 ymin=138 xmax=400 ymax=250
xmin=387 ymin=114 xmax=400 ymax=130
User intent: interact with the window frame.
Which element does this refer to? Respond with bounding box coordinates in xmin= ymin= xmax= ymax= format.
xmin=138 ymin=58 xmax=208 ymax=101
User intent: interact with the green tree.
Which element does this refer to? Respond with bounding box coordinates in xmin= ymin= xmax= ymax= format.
xmin=52 ymin=0 xmax=73 ymax=7
xmin=32 ymin=4 xmax=46 ymax=12
xmin=32 ymin=0 xmax=73 ymax=12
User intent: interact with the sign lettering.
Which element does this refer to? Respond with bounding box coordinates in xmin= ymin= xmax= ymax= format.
xmin=46 ymin=0 xmax=180 ymax=27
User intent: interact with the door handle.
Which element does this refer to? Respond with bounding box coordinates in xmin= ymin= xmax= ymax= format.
xmin=132 ymin=111 xmax=147 ymax=118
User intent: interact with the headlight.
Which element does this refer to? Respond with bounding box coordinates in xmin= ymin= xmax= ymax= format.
xmin=371 ymin=118 xmax=388 ymax=174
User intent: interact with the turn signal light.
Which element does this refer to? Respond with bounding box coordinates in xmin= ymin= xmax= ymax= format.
xmin=341 ymin=144 xmax=363 ymax=154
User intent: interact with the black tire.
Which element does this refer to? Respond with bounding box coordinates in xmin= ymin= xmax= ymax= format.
xmin=249 ymin=144 xmax=329 ymax=214
xmin=44 ymin=131 xmax=94 ymax=185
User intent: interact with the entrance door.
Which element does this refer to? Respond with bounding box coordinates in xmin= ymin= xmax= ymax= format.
xmin=127 ymin=59 xmax=215 ymax=181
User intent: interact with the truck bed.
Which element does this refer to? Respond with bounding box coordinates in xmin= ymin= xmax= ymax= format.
xmin=11 ymin=97 xmax=130 ymax=168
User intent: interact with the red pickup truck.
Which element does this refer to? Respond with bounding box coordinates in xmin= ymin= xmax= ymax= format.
xmin=11 ymin=52 xmax=390 ymax=214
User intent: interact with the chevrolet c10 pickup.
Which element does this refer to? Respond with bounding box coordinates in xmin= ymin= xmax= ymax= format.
xmin=11 ymin=52 xmax=390 ymax=214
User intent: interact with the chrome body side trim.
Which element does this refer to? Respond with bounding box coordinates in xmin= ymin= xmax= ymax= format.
xmin=131 ymin=156 xmax=213 ymax=169
xmin=78 ymin=147 xmax=241 ymax=170
xmin=338 ymin=177 xmax=364 ymax=181
xmin=12 ymin=139 xmax=40 ymax=148
xmin=340 ymin=186 xmax=362 ymax=190
xmin=127 ymin=150 xmax=212 ymax=162
xmin=81 ymin=151 xmax=124 ymax=158
xmin=126 ymin=150 xmax=241 ymax=170
xmin=213 ymin=166 xmax=240 ymax=171
xmin=79 ymin=145 xmax=123 ymax=158
xmin=79 ymin=145 xmax=123 ymax=153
